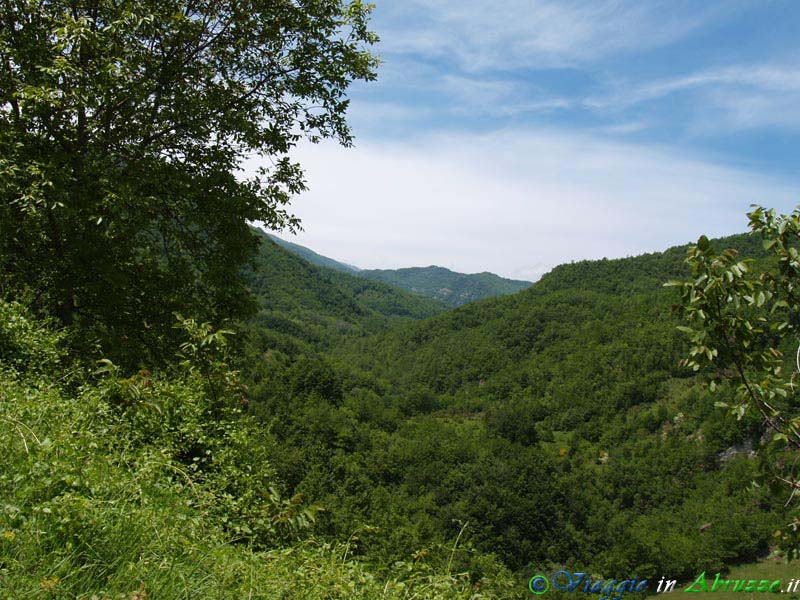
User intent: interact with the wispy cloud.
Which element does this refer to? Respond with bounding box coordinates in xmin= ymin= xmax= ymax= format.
xmin=373 ymin=0 xmax=748 ymax=70
xmin=587 ymin=64 xmax=800 ymax=131
xmin=355 ymin=2 xmax=793 ymax=141
xmin=590 ymin=65 xmax=800 ymax=107
xmin=593 ymin=121 xmax=650 ymax=135
xmin=347 ymin=64 xmax=574 ymax=131
xmin=440 ymin=75 xmax=572 ymax=117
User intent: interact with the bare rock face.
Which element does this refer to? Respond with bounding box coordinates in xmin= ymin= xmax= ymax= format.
xmin=718 ymin=438 xmax=755 ymax=463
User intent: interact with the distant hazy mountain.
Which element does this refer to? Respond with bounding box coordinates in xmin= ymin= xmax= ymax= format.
xmin=263 ymin=231 xmax=360 ymax=274
xmin=263 ymin=232 xmax=533 ymax=307
xmin=359 ymin=266 xmax=532 ymax=307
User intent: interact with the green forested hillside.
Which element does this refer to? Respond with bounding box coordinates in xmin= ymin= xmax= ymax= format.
xmin=0 ymin=302 xmax=514 ymax=599
xmin=244 ymin=230 xmax=448 ymax=351
xmin=2 ymin=218 xmax=792 ymax=598
xmin=359 ymin=265 xmax=532 ymax=307
xmin=5 ymin=2 xmax=798 ymax=597
xmin=0 ymin=1 xmax=504 ymax=594
xmin=242 ymin=231 xmax=784 ymax=584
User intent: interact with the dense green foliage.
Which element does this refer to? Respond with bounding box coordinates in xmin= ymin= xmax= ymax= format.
xmin=2 ymin=4 xmax=793 ymax=591
xmin=3 ymin=216 xmax=793 ymax=597
xmin=0 ymin=301 xmax=515 ymax=599
xmin=672 ymin=207 xmax=800 ymax=557
xmin=245 ymin=229 xmax=448 ymax=351
xmin=0 ymin=0 xmax=377 ymax=366
xmin=358 ymin=266 xmax=532 ymax=307
xmin=239 ymin=231 xmax=786 ymax=585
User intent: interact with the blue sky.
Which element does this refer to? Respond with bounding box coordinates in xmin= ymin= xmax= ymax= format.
xmin=261 ymin=0 xmax=800 ymax=280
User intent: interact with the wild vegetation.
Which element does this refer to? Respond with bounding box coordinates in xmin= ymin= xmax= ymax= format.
xmin=241 ymin=230 xmax=785 ymax=585
xmin=4 ymin=202 xmax=799 ymax=596
xmin=0 ymin=301 xmax=516 ymax=598
xmin=2 ymin=1 xmax=799 ymax=598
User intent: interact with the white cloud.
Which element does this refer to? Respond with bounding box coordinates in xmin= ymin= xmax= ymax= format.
xmin=593 ymin=121 xmax=650 ymax=135
xmin=349 ymin=59 xmax=572 ymax=126
xmin=592 ymin=65 xmax=800 ymax=106
xmin=372 ymin=0 xmax=746 ymax=70
xmin=587 ymin=64 xmax=800 ymax=131
xmin=248 ymin=129 xmax=800 ymax=280
xmin=439 ymin=75 xmax=572 ymax=117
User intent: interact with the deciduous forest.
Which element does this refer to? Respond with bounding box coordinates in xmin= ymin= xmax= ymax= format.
xmin=2 ymin=1 xmax=800 ymax=599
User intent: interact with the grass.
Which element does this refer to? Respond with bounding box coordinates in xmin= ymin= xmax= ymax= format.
xmin=0 ymin=301 xmax=516 ymax=599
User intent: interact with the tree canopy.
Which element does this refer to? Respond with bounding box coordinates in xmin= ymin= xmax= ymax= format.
xmin=0 ymin=0 xmax=378 ymax=365
xmin=671 ymin=206 xmax=800 ymax=557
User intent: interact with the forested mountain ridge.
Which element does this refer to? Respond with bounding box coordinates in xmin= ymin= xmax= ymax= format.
xmin=243 ymin=229 xmax=449 ymax=351
xmin=2 ymin=210 xmax=789 ymax=598
xmin=264 ymin=232 xmax=533 ymax=306
xmin=349 ymin=233 xmax=776 ymax=423
xmin=359 ymin=265 xmax=533 ymax=307
xmin=7 ymin=3 xmax=797 ymax=597
xmin=243 ymin=230 xmax=784 ymax=582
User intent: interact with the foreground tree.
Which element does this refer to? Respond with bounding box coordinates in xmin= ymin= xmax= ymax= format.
xmin=670 ymin=205 xmax=800 ymax=557
xmin=0 ymin=0 xmax=377 ymax=365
